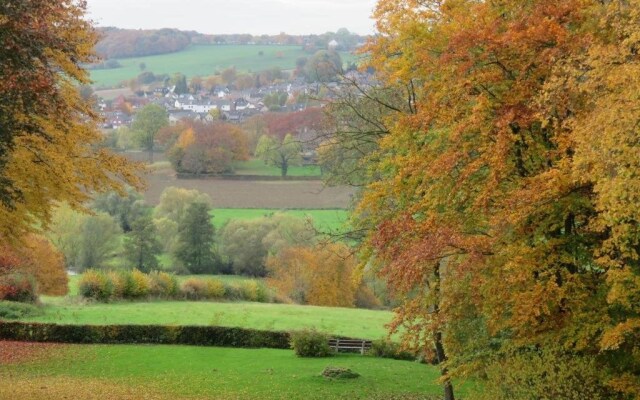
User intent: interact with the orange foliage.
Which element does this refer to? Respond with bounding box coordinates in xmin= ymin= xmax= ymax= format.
xmin=0 ymin=235 xmax=68 ymax=296
xmin=267 ymin=243 xmax=358 ymax=307
xmin=353 ymin=0 xmax=640 ymax=397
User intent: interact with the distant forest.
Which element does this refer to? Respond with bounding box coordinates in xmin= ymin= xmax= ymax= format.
xmin=95 ymin=27 xmax=367 ymax=60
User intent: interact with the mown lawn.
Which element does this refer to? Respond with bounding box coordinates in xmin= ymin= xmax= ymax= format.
xmin=1 ymin=342 xmax=460 ymax=400
xmin=90 ymin=44 xmax=355 ymax=88
xmin=24 ymin=300 xmax=392 ymax=339
xmin=210 ymin=208 xmax=349 ymax=232
xmin=233 ymin=159 xmax=322 ymax=177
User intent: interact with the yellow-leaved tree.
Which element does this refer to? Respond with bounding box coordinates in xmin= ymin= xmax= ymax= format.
xmin=326 ymin=0 xmax=640 ymax=399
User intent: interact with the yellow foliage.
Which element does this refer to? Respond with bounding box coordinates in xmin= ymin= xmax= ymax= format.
xmin=267 ymin=243 xmax=358 ymax=307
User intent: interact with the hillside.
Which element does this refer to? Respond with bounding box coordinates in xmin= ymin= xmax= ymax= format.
xmin=90 ymin=44 xmax=356 ymax=88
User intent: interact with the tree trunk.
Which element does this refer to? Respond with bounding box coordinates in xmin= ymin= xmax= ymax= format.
xmin=435 ymin=330 xmax=455 ymax=400
xmin=434 ymin=261 xmax=455 ymax=400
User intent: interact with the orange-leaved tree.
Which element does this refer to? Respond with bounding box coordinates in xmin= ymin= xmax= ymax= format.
xmin=267 ymin=243 xmax=358 ymax=307
xmin=0 ymin=0 xmax=142 ymax=240
xmin=349 ymin=0 xmax=640 ymax=398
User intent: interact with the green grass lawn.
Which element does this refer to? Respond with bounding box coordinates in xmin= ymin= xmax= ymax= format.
xmin=26 ymin=300 xmax=391 ymax=339
xmin=233 ymin=159 xmax=322 ymax=177
xmin=90 ymin=44 xmax=355 ymax=88
xmin=211 ymin=208 xmax=349 ymax=232
xmin=1 ymin=343 xmax=460 ymax=399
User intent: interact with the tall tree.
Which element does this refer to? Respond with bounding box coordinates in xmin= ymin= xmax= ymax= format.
xmin=337 ymin=0 xmax=640 ymax=399
xmin=0 ymin=0 xmax=142 ymax=239
xmin=255 ymin=134 xmax=302 ymax=177
xmin=132 ymin=104 xmax=169 ymax=163
xmin=123 ymin=214 xmax=162 ymax=272
xmin=175 ymin=202 xmax=218 ymax=274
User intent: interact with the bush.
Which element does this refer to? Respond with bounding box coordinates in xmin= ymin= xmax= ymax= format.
xmin=0 ymin=273 xmax=38 ymax=303
xmin=204 ymin=279 xmax=225 ymax=299
xmin=129 ymin=269 xmax=151 ymax=298
xmin=107 ymin=271 xmax=126 ymax=299
xmin=180 ymin=278 xmax=208 ymax=300
xmin=290 ymin=329 xmax=332 ymax=357
xmin=0 ymin=321 xmax=291 ymax=349
xmin=0 ymin=301 xmax=42 ymax=319
xmin=321 ymin=366 xmax=360 ymax=379
xmin=369 ymin=339 xmax=416 ymax=361
xmin=237 ymin=280 xmax=269 ymax=302
xmin=148 ymin=271 xmax=179 ymax=298
xmin=222 ymin=283 xmax=244 ymax=301
xmin=78 ymin=270 xmax=112 ymax=301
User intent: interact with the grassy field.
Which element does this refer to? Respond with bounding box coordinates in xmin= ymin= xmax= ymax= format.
xmin=26 ymin=300 xmax=391 ymax=339
xmin=90 ymin=45 xmax=355 ymax=88
xmin=233 ymin=159 xmax=322 ymax=177
xmin=1 ymin=342 xmax=460 ymax=399
xmin=211 ymin=208 xmax=348 ymax=231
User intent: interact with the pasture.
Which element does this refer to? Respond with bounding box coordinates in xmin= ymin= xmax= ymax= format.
xmin=90 ymin=45 xmax=356 ymax=88
xmin=211 ymin=208 xmax=348 ymax=231
xmin=233 ymin=159 xmax=322 ymax=177
xmin=0 ymin=342 xmax=456 ymax=400
xmin=25 ymin=300 xmax=391 ymax=339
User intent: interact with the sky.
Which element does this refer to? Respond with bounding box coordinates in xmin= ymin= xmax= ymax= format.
xmin=86 ymin=0 xmax=378 ymax=35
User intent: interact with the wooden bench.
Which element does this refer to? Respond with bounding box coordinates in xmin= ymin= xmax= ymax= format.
xmin=328 ymin=338 xmax=372 ymax=355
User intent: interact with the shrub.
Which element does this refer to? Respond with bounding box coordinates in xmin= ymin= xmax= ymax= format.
xmin=204 ymin=279 xmax=225 ymax=299
xmin=0 ymin=301 xmax=42 ymax=319
xmin=369 ymin=339 xmax=416 ymax=361
xmin=78 ymin=270 xmax=112 ymax=301
xmin=0 ymin=273 xmax=38 ymax=303
xmin=0 ymin=321 xmax=291 ymax=349
xmin=290 ymin=329 xmax=332 ymax=357
xmin=107 ymin=271 xmax=126 ymax=299
xmin=222 ymin=283 xmax=244 ymax=301
xmin=321 ymin=366 xmax=360 ymax=379
xmin=237 ymin=280 xmax=269 ymax=302
xmin=129 ymin=269 xmax=151 ymax=298
xmin=115 ymin=269 xmax=151 ymax=299
xmin=180 ymin=278 xmax=208 ymax=300
xmin=148 ymin=271 xmax=179 ymax=298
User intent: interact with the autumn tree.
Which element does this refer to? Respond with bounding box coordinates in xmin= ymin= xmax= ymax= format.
xmin=220 ymin=213 xmax=316 ymax=277
xmin=343 ymin=1 xmax=640 ymax=399
xmin=266 ymin=243 xmax=358 ymax=307
xmin=255 ymin=134 xmax=302 ymax=177
xmin=305 ymin=50 xmax=343 ymax=82
xmin=0 ymin=0 xmax=142 ymax=240
xmin=167 ymin=121 xmax=249 ymax=175
xmin=0 ymin=235 xmax=68 ymax=297
xmin=132 ymin=104 xmax=169 ymax=162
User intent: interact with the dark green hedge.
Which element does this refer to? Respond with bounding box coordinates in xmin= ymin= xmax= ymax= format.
xmin=0 ymin=321 xmax=290 ymax=349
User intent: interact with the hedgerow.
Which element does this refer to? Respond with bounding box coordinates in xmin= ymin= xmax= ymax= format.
xmin=0 ymin=321 xmax=290 ymax=349
xmin=77 ymin=270 xmax=272 ymax=303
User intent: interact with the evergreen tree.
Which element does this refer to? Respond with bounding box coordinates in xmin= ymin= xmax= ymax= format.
xmin=123 ymin=214 xmax=162 ymax=272
xmin=175 ymin=202 xmax=218 ymax=274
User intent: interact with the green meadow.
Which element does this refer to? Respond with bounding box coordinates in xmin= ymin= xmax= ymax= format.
xmin=27 ymin=299 xmax=391 ymax=340
xmin=1 ymin=344 xmax=465 ymax=400
xmin=90 ymin=45 xmax=355 ymax=87
xmin=210 ymin=208 xmax=349 ymax=231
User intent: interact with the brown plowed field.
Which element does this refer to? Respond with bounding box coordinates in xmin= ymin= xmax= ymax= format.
xmin=144 ymin=169 xmax=356 ymax=208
